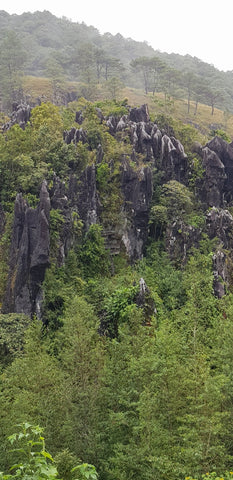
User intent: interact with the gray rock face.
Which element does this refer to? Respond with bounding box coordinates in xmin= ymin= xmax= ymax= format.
xmin=62 ymin=104 xmax=190 ymax=262
xmin=64 ymin=103 xmax=188 ymax=186
xmin=6 ymin=103 xmax=233 ymax=316
xmin=206 ymin=207 xmax=233 ymax=297
xmin=161 ymin=134 xmax=188 ymax=182
xmin=3 ymin=181 xmax=50 ymax=317
xmin=129 ymin=104 xmax=150 ymax=123
xmin=2 ymin=102 xmax=31 ymax=131
xmin=121 ymin=158 xmax=153 ymax=260
xmin=206 ymin=207 xmax=233 ymax=247
xmin=199 ymin=136 xmax=233 ymax=207
xmin=68 ymin=166 xmax=99 ymax=231
xmin=0 ymin=204 xmax=5 ymax=236
xmin=135 ymin=277 xmax=156 ymax=320
xmin=63 ymin=127 xmax=87 ymax=145
xmin=165 ymin=220 xmax=201 ymax=266
xmin=212 ymin=250 xmax=227 ymax=298
xmin=206 ymin=136 xmax=233 ymax=203
xmin=201 ymin=146 xmax=226 ymax=207
xmin=110 ymin=105 xmax=188 ymax=184
xmin=50 ymin=175 xmax=71 ymax=265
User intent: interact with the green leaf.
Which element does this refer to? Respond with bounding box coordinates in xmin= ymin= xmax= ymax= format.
xmin=41 ymin=450 xmax=54 ymax=461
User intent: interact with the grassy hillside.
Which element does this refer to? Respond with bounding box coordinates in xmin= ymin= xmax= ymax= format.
xmin=1 ymin=11 xmax=233 ymax=114
xmin=21 ymin=75 xmax=233 ymax=142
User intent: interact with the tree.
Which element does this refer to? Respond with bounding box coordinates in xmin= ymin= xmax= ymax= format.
xmin=160 ymin=67 xmax=181 ymax=107
xmin=55 ymin=295 xmax=107 ymax=467
xmin=160 ymin=180 xmax=194 ymax=220
xmin=46 ymin=57 xmax=66 ymax=106
xmin=105 ymin=77 xmax=124 ymax=100
xmin=0 ymin=322 xmax=68 ymax=468
xmin=0 ymin=31 xmax=26 ymax=111
xmin=182 ymin=71 xmax=195 ymax=114
xmin=205 ymin=87 xmax=224 ymax=115
xmin=102 ymin=56 xmax=124 ymax=81
xmin=191 ymin=76 xmax=208 ymax=115
xmin=75 ymin=43 xmax=96 ymax=85
xmin=131 ymin=57 xmax=151 ymax=94
xmin=93 ymin=48 xmax=106 ymax=83
xmin=78 ymin=224 xmax=110 ymax=278
xmin=149 ymin=57 xmax=166 ymax=95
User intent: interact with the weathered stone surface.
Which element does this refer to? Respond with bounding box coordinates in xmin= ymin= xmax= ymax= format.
xmin=165 ymin=220 xmax=201 ymax=265
xmin=213 ymin=249 xmax=227 ymax=298
xmin=7 ymin=104 xmax=233 ymax=316
xmin=64 ymin=103 xmax=188 ymax=186
xmin=3 ymin=181 xmax=50 ymax=317
xmin=120 ymin=158 xmax=153 ymax=260
xmin=151 ymin=124 xmax=162 ymax=158
xmin=206 ymin=207 xmax=233 ymax=247
xmin=201 ymin=146 xmax=226 ymax=207
xmin=129 ymin=104 xmax=150 ymax=123
xmin=63 ymin=103 xmax=189 ymax=261
xmin=68 ymin=166 xmax=99 ymax=231
xmin=75 ymin=110 xmax=84 ymax=124
xmin=207 ymin=136 xmax=233 ymax=202
xmin=161 ymin=134 xmax=188 ymax=182
xmin=2 ymin=102 xmax=31 ymax=131
xmin=106 ymin=115 xmax=121 ymax=135
xmin=206 ymin=207 xmax=233 ymax=297
xmin=135 ymin=277 xmax=156 ymax=320
xmin=0 ymin=204 xmax=5 ymax=236
xmin=77 ymin=165 xmax=99 ymax=229
xmin=63 ymin=127 xmax=87 ymax=145
xmin=104 ymin=107 xmax=189 ymax=187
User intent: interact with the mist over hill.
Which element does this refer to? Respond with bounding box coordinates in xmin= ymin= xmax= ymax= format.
xmin=1 ymin=10 xmax=233 ymax=113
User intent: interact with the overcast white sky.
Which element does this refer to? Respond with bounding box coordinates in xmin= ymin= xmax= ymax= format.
xmin=2 ymin=0 xmax=233 ymax=72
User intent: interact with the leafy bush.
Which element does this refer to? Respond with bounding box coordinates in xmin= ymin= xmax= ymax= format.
xmin=0 ymin=422 xmax=58 ymax=480
xmin=0 ymin=423 xmax=98 ymax=480
xmin=210 ymin=129 xmax=231 ymax=142
xmin=94 ymin=99 xmax=128 ymax=117
xmin=78 ymin=224 xmax=110 ymax=278
xmin=161 ymin=180 xmax=194 ymax=219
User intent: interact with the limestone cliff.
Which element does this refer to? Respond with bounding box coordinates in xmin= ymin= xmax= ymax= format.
xmin=3 ymin=104 xmax=233 ymax=315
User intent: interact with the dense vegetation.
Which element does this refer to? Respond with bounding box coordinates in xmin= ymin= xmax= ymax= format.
xmin=2 ymin=11 xmax=233 ymax=480
xmin=0 ymin=95 xmax=233 ymax=480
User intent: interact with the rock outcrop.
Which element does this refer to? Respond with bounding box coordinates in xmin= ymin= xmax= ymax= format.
xmin=201 ymin=146 xmax=226 ymax=207
xmin=0 ymin=205 xmax=5 ymax=236
xmin=4 ymin=103 xmax=233 ymax=316
xmin=165 ymin=221 xmax=201 ymax=266
xmin=64 ymin=104 xmax=189 ymax=185
xmin=207 ymin=136 xmax=233 ymax=203
xmin=2 ymin=102 xmax=31 ymax=131
xmin=198 ymin=136 xmax=233 ymax=208
xmin=3 ymin=181 xmax=50 ymax=317
xmin=206 ymin=207 xmax=233 ymax=297
xmin=121 ymin=158 xmax=153 ymax=260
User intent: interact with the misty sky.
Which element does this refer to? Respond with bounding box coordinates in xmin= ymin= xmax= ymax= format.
xmin=2 ymin=0 xmax=233 ymax=72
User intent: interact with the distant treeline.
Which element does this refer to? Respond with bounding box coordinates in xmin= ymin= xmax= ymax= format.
xmin=0 ymin=10 xmax=233 ymax=113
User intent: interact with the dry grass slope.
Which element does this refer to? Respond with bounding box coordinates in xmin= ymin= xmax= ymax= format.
xmin=16 ymin=77 xmax=233 ymax=142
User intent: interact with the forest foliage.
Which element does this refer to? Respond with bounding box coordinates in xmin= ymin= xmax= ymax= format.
xmin=1 ymin=55 xmax=233 ymax=480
